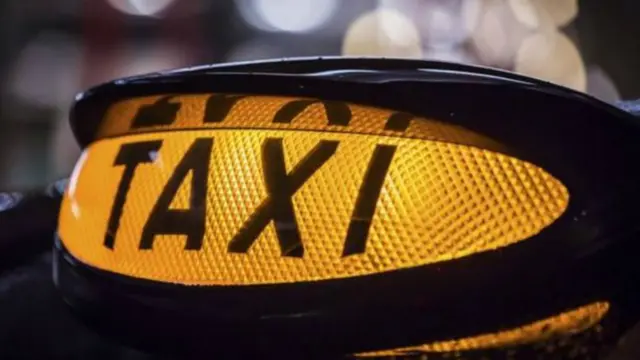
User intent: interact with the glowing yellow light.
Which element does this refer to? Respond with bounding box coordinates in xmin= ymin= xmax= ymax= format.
xmin=357 ymin=301 xmax=609 ymax=357
xmin=59 ymin=95 xmax=569 ymax=285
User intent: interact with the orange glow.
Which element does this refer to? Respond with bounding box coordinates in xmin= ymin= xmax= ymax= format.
xmin=59 ymin=95 xmax=568 ymax=285
xmin=357 ymin=301 xmax=609 ymax=356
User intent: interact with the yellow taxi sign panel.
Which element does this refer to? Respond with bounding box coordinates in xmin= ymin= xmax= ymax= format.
xmin=59 ymin=95 xmax=569 ymax=285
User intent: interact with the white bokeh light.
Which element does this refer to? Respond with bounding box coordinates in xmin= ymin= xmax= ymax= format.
xmin=106 ymin=0 xmax=175 ymax=17
xmin=470 ymin=0 xmax=532 ymax=68
xmin=380 ymin=0 xmax=471 ymax=50
xmin=422 ymin=2 xmax=473 ymax=49
xmin=238 ymin=0 xmax=338 ymax=33
xmin=461 ymin=0 xmax=484 ymax=34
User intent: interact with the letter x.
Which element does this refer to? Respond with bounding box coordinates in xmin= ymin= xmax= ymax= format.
xmin=228 ymin=138 xmax=339 ymax=257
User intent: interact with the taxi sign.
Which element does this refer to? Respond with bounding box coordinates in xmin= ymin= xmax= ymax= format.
xmin=59 ymin=94 xmax=568 ymax=285
xmin=55 ymin=58 xmax=640 ymax=358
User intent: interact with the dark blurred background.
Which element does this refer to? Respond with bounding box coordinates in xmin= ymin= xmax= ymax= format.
xmin=0 ymin=0 xmax=638 ymax=190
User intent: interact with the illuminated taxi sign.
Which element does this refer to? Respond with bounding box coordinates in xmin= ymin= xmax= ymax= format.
xmin=58 ymin=95 xmax=569 ymax=285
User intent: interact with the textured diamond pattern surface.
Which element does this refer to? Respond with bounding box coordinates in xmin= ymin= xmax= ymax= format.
xmin=98 ymin=94 xmax=506 ymax=152
xmin=59 ymin=122 xmax=568 ymax=285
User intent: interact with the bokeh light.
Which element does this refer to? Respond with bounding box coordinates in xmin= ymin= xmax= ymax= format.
xmin=1 ymin=0 xmax=637 ymax=191
xmin=469 ymin=0 xmax=531 ymax=68
xmin=508 ymin=0 xmax=579 ymax=29
xmin=342 ymin=8 xmax=422 ymax=58
xmin=461 ymin=0 xmax=484 ymax=34
xmin=8 ymin=32 xmax=82 ymax=109
xmin=106 ymin=0 xmax=176 ymax=17
xmin=515 ymin=30 xmax=586 ymax=91
xmin=237 ymin=0 xmax=338 ymax=33
xmin=380 ymin=0 xmax=471 ymax=50
xmin=587 ymin=67 xmax=621 ymax=104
